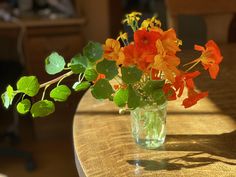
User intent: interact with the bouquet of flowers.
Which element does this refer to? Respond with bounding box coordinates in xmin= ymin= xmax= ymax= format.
xmin=1 ymin=12 xmax=223 ymax=118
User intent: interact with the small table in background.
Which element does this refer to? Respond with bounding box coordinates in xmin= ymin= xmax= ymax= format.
xmin=73 ymin=44 xmax=236 ymax=177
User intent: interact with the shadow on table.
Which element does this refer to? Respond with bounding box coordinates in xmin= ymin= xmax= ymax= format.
xmin=127 ymin=152 xmax=235 ymax=171
xmin=127 ymin=130 xmax=236 ymax=171
xmin=165 ymin=130 xmax=236 ymax=159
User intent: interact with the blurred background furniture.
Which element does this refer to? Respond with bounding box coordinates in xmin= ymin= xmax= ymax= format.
xmin=0 ymin=60 xmax=36 ymax=171
xmin=0 ymin=5 xmax=86 ymax=139
xmin=165 ymin=0 xmax=236 ymax=44
xmin=0 ymin=0 xmax=85 ymax=176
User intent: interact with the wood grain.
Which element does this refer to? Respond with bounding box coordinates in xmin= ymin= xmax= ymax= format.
xmin=73 ymin=44 xmax=236 ymax=177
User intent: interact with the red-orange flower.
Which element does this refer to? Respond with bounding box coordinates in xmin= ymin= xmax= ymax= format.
xmin=134 ymin=29 xmax=161 ymax=54
xmin=174 ymin=71 xmax=201 ymax=97
xmin=182 ymin=89 xmax=208 ymax=108
xmin=151 ymin=69 xmax=160 ymax=80
xmin=163 ymin=83 xmax=177 ymax=101
xmin=193 ymin=40 xmax=223 ymax=79
xmin=113 ymin=84 xmax=120 ymax=90
xmin=123 ymin=44 xmax=140 ymax=66
xmin=93 ymin=74 xmax=106 ymax=84
xmin=123 ymin=44 xmax=155 ymax=71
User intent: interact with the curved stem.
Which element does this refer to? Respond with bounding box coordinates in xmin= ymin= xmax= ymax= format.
xmin=40 ymin=71 xmax=73 ymax=88
xmin=185 ymin=60 xmax=201 ymax=72
xmin=41 ymin=85 xmax=49 ymax=100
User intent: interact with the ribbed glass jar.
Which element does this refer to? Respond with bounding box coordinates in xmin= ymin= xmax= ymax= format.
xmin=130 ymin=101 xmax=167 ymax=149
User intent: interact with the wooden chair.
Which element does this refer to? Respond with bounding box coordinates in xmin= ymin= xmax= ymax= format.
xmin=165 ymin=0 xmax=236 ymax=43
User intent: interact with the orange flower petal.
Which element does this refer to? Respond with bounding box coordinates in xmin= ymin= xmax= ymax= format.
xmin=182 ymin=89 xmax=208 ymax=108
xmin=134 ymin=29 xmax=161 ymax=54
xmin=209 ymin=63 xmax=219 ymax=79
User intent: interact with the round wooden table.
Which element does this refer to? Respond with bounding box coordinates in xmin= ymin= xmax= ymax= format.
xmin=73 ymin=44 xmax=236 ymax=177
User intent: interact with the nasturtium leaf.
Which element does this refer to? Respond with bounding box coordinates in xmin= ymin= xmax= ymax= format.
xmin=96 ymin=59 xmax=118 ymax=80
xmin=91 ymin=79 xmax=114 ymax=99
xmin=72 ymin=81 xmax=91 ymax=92
xmin=83 ymin=41 xmax=103 ymax=63
xmin=30 ymin=100 xmax=55 ymax=118
xmin=152 ymin=89 xmax=166 ymax=105
xmin=121 ymin=66 xmax=142 ymax=84
xmin=16 ymin=76 xmax=40 ymax=97
xmin=1 ymin=85 xmax=16 ymax=109
xmin=50 ymin=85 xmax=71 ymax=102
xmin=70 ymin=54 xmax=88 ymax=74
xmin=84 ymin=68 xmax=98 ymax=81
xmin=113 ymin=88 xmax=128 ymax=107
xmin=45 ymin=52 xmax=66 ymax=75
xmin=128 ymin=85 xmax=140 ymax=109
xmin=16 ymin=99 xmax=31 ymax=114
xmin=143 ymin=80 xmax=165 ymax=94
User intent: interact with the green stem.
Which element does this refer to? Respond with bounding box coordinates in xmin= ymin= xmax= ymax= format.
xmin=185 ymin=60 xmax=201 ymax=72
xmin=21 ymin=94 xmax=26 ymax=101
xmin=78 ymin=73 xmax=85 ymax=83
xmin=40 ymin=71 xmax=73 ymax=88
xmin=41 ymin=85 xmax=49 ymax=100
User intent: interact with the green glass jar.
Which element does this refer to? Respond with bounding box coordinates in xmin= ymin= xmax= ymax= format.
xmin=130 ymin=101 xmax=167 ymax=149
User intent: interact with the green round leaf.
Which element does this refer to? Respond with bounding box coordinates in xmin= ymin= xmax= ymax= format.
xmin=114 ymin=88 xmax=128 ymax=107
xmin=121 ymin=66 xmax=142 ymax=84
xmin=72 ymin=81 xmax=91 ymax=92
xmin=50 ymin=85 xmax=71 ymax=102
xmin=96 ymin=59 xmax=118 ymax=80
xmin=143 ymin=80 xmax=165 ymax=94
xmin=91 ymin=79 xmax=114 ymax=99
xmin=84 ymin=68 xmax=98 ymax=81
xmin=152 ymin=89 xmax=166 ymax=105
xmin=45 ymin=52 xmax=66 ymax=75
xmin=83 ymin=41 xmax=103 ymax=63
xmin=30 ymin=100 xmax=55 ymax=118
xmin=128 ymin=85 xmax=140 ymax=109
xmin=70 ymin=54 xmax=88 ymax=74
xmin=1 ymin=85 xmax=16 ymax=109
xmin=17 ymin=76 xmax=40 ymax=97
xmin=17 ymin=99 xmax=31 ymax=114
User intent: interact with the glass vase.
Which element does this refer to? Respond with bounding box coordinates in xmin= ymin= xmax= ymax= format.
xmin=130 ymin=101 xmax=167 ymax=149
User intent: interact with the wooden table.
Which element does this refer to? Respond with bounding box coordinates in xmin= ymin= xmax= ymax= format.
xmin=73 ymin=44 xmax=236 ymax=177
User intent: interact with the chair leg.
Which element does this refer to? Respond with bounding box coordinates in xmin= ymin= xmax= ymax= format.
xmin=0 ymin=147 xmax=37 ymax=171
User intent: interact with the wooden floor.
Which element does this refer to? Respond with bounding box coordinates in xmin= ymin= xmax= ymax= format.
xmin=0 ymin=138 xmax=78 ymax=177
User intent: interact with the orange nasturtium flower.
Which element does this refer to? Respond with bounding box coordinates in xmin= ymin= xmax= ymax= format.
xmin=160 ymin=29 xmax=182 ymax=55
xmin=182 ymin=89 xmax=208 ymax=108
xmin=134 ymin=29 xmax=161 ymax=54
xmin=103 ymin=38 xmax=124 ymax=64
xmin=187 ymin=40 xmax=223 ymax=79
xmin=123 ymin=44 xmax=140 ymax=66
xmin=153 ymin=40 xmax=180 ymax=83
xmin=163 ymin=83 xmax=177 ymax=101
xmin=174 ymin=71 xmax=201 ymax=97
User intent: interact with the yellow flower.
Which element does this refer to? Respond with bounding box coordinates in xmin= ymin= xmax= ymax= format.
xmin=103 ymin=38 xmax=124 ymax=65
xmin=141 ymin=16 xmax=161 ymax=30
xmin=122 ymin=12 xmax=142 ymax=31
xmin=117 ymin=32 xmax=128 ymax=41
